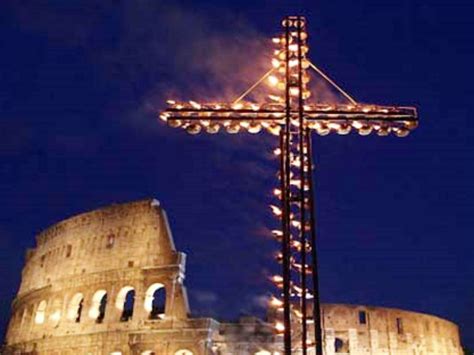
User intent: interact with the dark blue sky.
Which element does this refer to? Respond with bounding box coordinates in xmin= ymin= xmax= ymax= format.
xmin=1 ymin=0 xmax=473 ymax=348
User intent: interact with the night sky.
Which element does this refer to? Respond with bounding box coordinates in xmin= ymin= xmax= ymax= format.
xmin=1 ymin=0 xmax=473 ymax=349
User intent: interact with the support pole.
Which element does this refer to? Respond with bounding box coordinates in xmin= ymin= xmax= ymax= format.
xmin=297 ymin=16 xmax=308 ymax=355
xmin=305 ymin=127 xmax=323 ymax=355
xmin=282 ymin=17 xmax=293 ymax=355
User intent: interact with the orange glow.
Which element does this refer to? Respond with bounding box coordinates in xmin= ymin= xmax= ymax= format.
xmin=271 ymin=275 xmax=283 ymax=283
xmin=270 ymin=296 xmax=284 ymax=307
xmin=275 ymin=321 xmax=285 ymax=332
xmin=189 ymin=100 xmax=201 ymax=109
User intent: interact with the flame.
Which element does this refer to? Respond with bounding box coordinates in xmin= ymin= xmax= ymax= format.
xmin=275 ymin=321 xmax=285 ymax=332
xmin=270 ymin=205 xmax=282 ymax=216
xmin=267 ymin=125 xmax=281 ymax=136
xmin=288 ymin=43 xmax=299 ymax=52
xmin=189 ymin=100 xmax=201 ymax=109
xmin=271 ymin=58 xmax=281 ymax=68
xmin=271 ymin=275 xmax=284 ymax=283
xmin=270 ymin=296 xmax=284 ymax=307
xmin=289 ymin=59 xmax=299 ymax=68
xmin=268 ymin=75 xmax=279 ymax=87
xmin=271 ymin=229 xmax=283 ymax=238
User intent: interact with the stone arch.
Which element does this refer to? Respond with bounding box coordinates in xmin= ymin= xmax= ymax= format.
xmin=34 ymin=300 xmax=47 ymax=324
xmin=20 ymin=308 xmax=28 ymax=328
xmin=67 ymin=293 xmax=84 ymax=322
xmin=115 ymin=286 xmax=135 ymax=322
xmin=89 ymin=289 xmax=107 ymax=323
xmin=144 ymin=283 xmax=166 ymax=319
xmin=174 ymin=350 xmax=193 ymax=355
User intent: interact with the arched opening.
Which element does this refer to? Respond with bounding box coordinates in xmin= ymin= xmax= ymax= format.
xmin=115 ymin=286 xmax=135 ymax=322
xmin=89 ymin=290 xmax=107 ymax=323
xmin=174 ymin=350 xmax=193 ymax=355
xmin=34 ymin=300 xmax=47 ymax=324
xmin=67 ymin=293 xmax=84 ymax=322
xmin=335 ymin=337 xmax=348 ymax=353
xmin=144 ymin=283 xmax=166 ymax=320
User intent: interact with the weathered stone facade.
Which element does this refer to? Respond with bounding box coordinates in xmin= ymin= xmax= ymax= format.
xmin=4 ymin=199 xmax=464 ymax=355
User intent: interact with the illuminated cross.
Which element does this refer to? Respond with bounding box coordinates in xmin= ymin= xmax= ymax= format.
xmin=159 ymin=16 xmax=418 ymax=355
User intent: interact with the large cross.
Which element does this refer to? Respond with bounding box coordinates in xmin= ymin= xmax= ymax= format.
xmin=159 ymin=16 xmax=418 ymax=355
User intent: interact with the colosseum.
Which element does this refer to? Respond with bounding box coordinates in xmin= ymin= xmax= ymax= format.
xmin=3 ymin=199 xmax=464 ymax=354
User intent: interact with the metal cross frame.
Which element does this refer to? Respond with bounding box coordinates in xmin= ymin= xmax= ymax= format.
xmin=159 ymin=16 xmax=418 ymax=355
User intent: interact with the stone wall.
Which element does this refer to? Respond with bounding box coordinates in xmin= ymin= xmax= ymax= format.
xmin=321 ymin=303 xmax=463 ymax=355
xmin=4 ymin=199 xmax=464 ymax=355
xmin=5 ymin=199 xmax=206 ymax=355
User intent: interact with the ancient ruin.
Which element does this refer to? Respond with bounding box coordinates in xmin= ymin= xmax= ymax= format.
xmin=4 ymin=199 xmax=463 ymax=354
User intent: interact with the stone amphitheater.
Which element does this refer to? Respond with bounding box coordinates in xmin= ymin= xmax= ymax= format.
xmin=3 ymin=199 xmax=464 ymax=354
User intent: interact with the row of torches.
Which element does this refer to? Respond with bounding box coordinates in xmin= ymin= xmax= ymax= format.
xmin=268 ymin=18 xmax=315 ymax=344
xmin=161 ymin=99 xmax=417 ymax=137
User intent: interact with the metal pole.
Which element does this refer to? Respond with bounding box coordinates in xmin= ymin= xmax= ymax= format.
xmin=305 ymin=127 xmax=323 ymax=355
xmin=297 ymin=16 xmax=308 ymax=355
xmin=281 ymin=16 xmax=292 ymax=355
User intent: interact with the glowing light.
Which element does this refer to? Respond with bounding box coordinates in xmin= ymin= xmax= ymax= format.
xmin=240 ymin=121 xmax=250 ymax=128
xmin=166 ymin=99 xmax=176 ymax=105
xmin=226 ymin=124 xmax=241 ymax=134
xmin=291 ymin=220 xmax=301 ymax=228
xmin=268 ymin=94 xmax=282 ymax=102
xmin=206 ymin=123 xmax=220 ymax=134
xmin=270 ymin=296 xmax=284 ymax=307
xmin=186 ymin=124 xmax=201 ymax=135
xmin=267 ymin=125 xmax=281 ymax=136
xmin=394 ymin=127 xmax=410 ymax=137
xmin=289 ymin=59 xmax=299 ymax=68
xmin=337 ymin=124 xmax=352 ymax=135
xmin=272 ymin=58 xmax=281 ymax=68
xmin=248 ymin=122 xmax=262 ymax=134
xmin=275 ymin=321 xmax=285 ymax=332
xmin=270 ymin=205 xmax=282 ymax=216
xmin=272 ymin=229 xmax=283 ymax=238
xmin=289 ymin=87 xmax=299 ymax=96
xmin=358 ymin=125 xmax=373 ymax=136
xmin=272 ymin=37 xmax=281 ymax=44
xmin=273 ymin=148 xmax=282 ymax=156
xmin=272 ymin=275 xmax=284 ymax=283
xmin=268 ymin=75 xmax=279 ymax=86
xmin=232 ymin=102 xmax=244 ymax=110
xmin=288 ymin=44 xmax=299 ymax=52
xmin=189 ymin=100 xmax=201 ymax=109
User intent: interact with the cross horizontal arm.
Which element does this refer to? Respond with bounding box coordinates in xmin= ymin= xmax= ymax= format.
xmin=159 ymin=102 xmax=418 ymax=137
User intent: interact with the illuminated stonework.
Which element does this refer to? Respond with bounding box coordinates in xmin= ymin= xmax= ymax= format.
xmin=4 ymin=199 xmax=463 ymax=354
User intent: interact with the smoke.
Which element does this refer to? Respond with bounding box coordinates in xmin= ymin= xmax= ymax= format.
xmin=106 ymin=2 xmax=272 ymax=110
